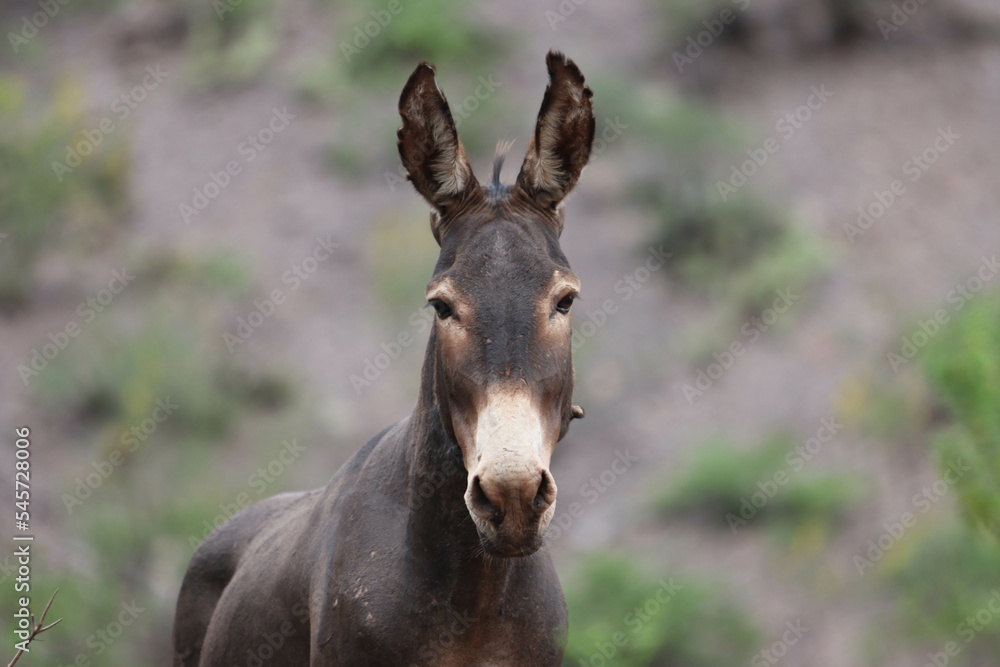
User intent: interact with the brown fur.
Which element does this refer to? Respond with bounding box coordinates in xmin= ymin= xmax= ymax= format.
xmin=172 ymin=51 xmax=594 ymax=666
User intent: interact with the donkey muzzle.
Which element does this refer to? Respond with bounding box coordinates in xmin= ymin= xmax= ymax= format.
xmin=465 ymin=462 xmax=557 ymax=557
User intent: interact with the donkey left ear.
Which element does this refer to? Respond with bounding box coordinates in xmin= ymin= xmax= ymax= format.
xmin=397 ymin=62 xmax=478 ymax=228
xmin=515 ymin=51 xmax=596 ymax=213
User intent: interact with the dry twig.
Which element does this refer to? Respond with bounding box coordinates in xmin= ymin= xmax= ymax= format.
xmin=7 ymin=589 xmax=62 ymax=667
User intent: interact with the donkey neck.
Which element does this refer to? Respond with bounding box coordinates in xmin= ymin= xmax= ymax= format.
xmin=405 ymin=330 xmax=473 ymax=550
xmin=403 ymin=331 xmax=518 ymax=590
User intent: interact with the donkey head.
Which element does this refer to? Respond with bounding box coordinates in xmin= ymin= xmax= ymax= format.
xmin=398 ymin=52 xmax=594 ymax=558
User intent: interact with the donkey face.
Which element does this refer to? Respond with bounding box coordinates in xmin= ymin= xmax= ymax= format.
xmin=398 ymin=52 xmax=594 ymax=557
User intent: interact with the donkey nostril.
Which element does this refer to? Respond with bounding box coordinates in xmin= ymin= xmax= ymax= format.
xmin=470 ymin=476 xmax=503 ymax=524
xmin=533 ymin=472 xmax=555 ymax=512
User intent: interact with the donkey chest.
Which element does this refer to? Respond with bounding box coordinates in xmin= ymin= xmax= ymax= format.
xmin=325 ymin=580 xmax=561 ymax=666
xmin=379 ymin=615 xmax=552 ymax=666
xmin=405 ymin=606 xmax=540 ymax=666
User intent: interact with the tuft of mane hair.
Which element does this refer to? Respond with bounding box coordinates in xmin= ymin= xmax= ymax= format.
xmin=491 ymin=138 xmax=516 ymax=187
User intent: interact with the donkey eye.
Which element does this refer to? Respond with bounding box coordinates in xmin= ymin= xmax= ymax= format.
xmin=429 ymin=299 xmax=454 ymax=320
xmin=555 ymin=294 xmax=575 ymax=314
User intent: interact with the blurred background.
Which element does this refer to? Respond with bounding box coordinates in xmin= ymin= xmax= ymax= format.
xmin=2 ymin=0 xmax=1000 ymax=664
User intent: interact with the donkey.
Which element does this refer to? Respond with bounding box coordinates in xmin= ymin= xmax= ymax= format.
xmin=172 ymin=50 xmax=595 ymax=666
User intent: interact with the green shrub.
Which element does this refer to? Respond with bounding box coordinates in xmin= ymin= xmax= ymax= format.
xmin=181 ymin=0 xmax=281 ymax=88
xmin=835 ymin=368 xmax=934 ymax=444
xmin=647 ymin=0 xmax=730 ymax=58
xmin=595 ymin=79 xmax=826 ymax=314
xmin=656 ymin=437 xmax=867 ymax=531
xmin=0 ymin=75 xmax=130 ymax=309
xmin=652 ymin=0 xmax=886 ymax=56
xmin=299 ymin=0 xmax=510 ymax=174
xmin=885 ymin=525 xmax=1000 ymax=666
xmin=130 ymin=247 xmax=255 ymax=297
xmin=563 ymin=552 xmax=759 ymax=666
xmin=924 ymin=290 xmax=1000 ymax=537
xmin=591 ymin=78 xmax=741 ymax=156
xmin=33 ymin=305 xmax=289 ymax=441
xmin=340 ymin=0 xmax=502 ymax=81
xmin=646 ymin=190 xmax=784 ymax=274
xmin=644 ymin=189 xmax=828 ymax=314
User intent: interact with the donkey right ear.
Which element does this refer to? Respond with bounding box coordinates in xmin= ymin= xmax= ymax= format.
xmin=515 ymin=51 xmax=595 ymax=211
xmin=397 ymin=63 xmax=478 ymax=223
